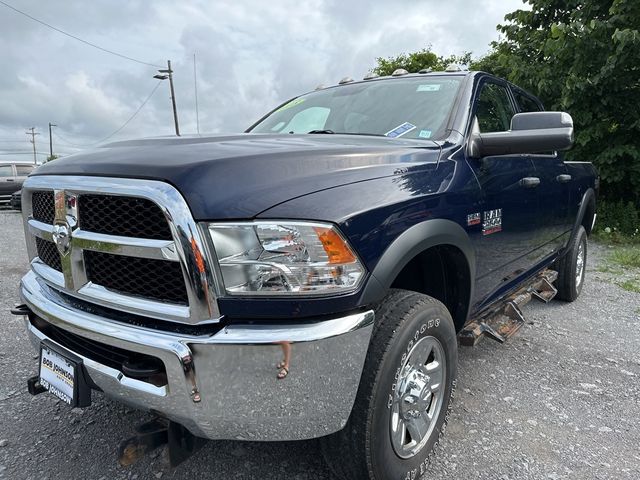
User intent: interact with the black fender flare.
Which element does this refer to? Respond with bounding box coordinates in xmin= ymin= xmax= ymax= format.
xmin=568 ymin=188 xmax=596 ymax=247
xmin=361 ymin=218 xmax=476 ymax=316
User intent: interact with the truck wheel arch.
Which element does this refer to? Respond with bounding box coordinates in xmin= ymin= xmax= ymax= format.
xmin=362 ymin=219 xmax=475 ymax=331
xmin=572 ymin=188 xmax=596 ymax=239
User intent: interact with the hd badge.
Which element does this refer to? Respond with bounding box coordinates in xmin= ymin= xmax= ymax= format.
xmin=482 ymin=209 xmax=502 ymax=235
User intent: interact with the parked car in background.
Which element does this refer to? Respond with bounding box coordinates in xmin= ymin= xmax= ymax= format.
xmin=0 ymin=163 xmax=36 ymax=205
xmin=10 ymin=189 xmax=21 ymax=210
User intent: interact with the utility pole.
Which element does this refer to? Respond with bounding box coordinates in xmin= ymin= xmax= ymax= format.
xmin=154 ymin=60 xmax=180 ymax=136
xmin=48 ymin=122 xmax=57 ymax=160
xmin=25 ymin=127 xmax=40 ymax=165
xmin=193 ymin=53 xmax=200 ymax=135
xmin=167 ymin=60 xmax=180 ymax=137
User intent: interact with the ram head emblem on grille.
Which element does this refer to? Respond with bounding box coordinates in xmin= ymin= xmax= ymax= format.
xmin=52 ymin=223 xmax=71 ymax=257
xmin=52 ymin=190 xmax=76 ymax=257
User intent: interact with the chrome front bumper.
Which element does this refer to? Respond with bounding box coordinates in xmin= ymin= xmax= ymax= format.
xmin=20 ymin=271 xmax=374 ymax=441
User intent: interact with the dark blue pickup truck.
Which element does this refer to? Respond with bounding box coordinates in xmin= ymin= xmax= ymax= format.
xmin=15 ymin=70 xmax=597 ymax=479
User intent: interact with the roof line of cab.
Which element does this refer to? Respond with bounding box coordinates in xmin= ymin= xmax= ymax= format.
xmin=315 ymin=66 xmax=482 ymax=91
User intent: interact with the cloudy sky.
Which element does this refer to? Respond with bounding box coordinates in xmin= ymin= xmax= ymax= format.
xmin=0 ymin=0 xmax=524 ymax=161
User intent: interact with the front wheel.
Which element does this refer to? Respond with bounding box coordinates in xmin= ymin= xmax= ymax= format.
xmin=321 ymin=289 xmax=458 ymax=480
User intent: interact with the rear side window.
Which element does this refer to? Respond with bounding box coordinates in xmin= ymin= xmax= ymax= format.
xmin=513 ymin=91 xmax=542 ymax=113
xmin=475 ymin=83 xmax=515 ymax=132
xmin=15 ymin=165 xmax=34 ymax=175
xmin=0 ymin=165 xmax=13 ymax=177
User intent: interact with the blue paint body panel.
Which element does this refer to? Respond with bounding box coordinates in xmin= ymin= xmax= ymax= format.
xmin=32 ymin=72 xmax=598 ymax=323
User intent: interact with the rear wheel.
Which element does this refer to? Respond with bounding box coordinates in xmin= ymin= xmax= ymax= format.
xmin=555 ymin=225 xmax=587 ymax=302
xmin=321 ymin=289 xmax=457 ymax=480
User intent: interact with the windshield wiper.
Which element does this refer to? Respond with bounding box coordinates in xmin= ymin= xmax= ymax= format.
xmin=306 ymin=130 xmax=388 ymax=137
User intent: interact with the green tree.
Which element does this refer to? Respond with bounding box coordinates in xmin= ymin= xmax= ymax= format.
xmin=373 ymin=47 xmax=471 ymax=76
xmin=468 ymin=50 xmax=511 ymax=79
xmin=476 ymin=0 xmax=640 ymax=202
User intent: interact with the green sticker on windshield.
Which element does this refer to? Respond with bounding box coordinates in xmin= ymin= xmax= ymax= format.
xmin=416 ymin=84 xmax=441 ymax=92
xmin=275 ymin=98 xmax=306 ymax=112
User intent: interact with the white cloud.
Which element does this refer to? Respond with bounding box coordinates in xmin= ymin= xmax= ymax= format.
xmin=0 ymin=0 xmax=524 ymax=158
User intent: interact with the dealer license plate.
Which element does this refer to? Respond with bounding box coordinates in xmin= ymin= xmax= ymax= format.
xmin=39 ymin=344 xmax=76 ymax=405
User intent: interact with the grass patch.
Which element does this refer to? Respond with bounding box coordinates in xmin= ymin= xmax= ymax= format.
xmin=592 ymin=230 xmax=640 ymax=245
xmin=596 ymin=245 xmax=640 ymax=293
xmin=618 ymin=279 xmax=640 ymax=294
xmin=609 ymin=247 xmax=640 ymax=269
xmin=594 ymin=199 xmax=639 ymax=238
xmin=596 ymin=264 xmax=624 ymax=275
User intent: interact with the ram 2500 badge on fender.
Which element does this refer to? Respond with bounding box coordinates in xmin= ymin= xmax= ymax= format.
xmin=14 ymin=70 xmax=597 ymax=479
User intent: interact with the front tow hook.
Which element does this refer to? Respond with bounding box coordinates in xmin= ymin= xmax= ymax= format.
xmin=10 ymin=303 xmax=31 ymax=316
xmin=27 ymin=375 xmax=47 ymax=396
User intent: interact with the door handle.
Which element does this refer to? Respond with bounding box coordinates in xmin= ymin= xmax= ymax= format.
xmin=556 ymin=174 xmax=572 ymax=183
xmin=519 ymin=177 xmax=540 ymax=188
xmin=6 ymin=178 xmax=15 ymax=182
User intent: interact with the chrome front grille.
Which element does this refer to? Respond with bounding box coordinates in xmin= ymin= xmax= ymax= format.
xmin=32 ymin=191 xmax=55 ymax=224
xmin=22 ymin=176 xmax=221 ymax=324
xmin=84 ymin=250 xmax=189 ymax=305
xmin=35 ymin=237 xmax=62 ymax=272
xmin=78 ymin=194 xmax=173 ymax=240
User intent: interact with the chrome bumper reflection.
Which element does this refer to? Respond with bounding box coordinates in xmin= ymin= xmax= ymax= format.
xmin=20 ymin=270 xmax=374 ymax=441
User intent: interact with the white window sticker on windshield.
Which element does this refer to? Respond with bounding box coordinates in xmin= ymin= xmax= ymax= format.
xmin=385 ymin=122 xmax=416 ymax=138
xmin=275 ymin=97 xmax=305 ymax=112
xmin=416 ymin=84 xmax=441 ymax=92
xmin=419 ymin=130 xmax=432 ymax=139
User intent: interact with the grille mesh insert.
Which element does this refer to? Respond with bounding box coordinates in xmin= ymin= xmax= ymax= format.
xmin=78 ymin=194 xmax=172 ymax=240
xmin=84 ymin=251 xmax=188 ymax=305
xmin=32 ymin=191 xmax=55 ymax=224
xmin=36 ymin=237 xmax=62 ymax=272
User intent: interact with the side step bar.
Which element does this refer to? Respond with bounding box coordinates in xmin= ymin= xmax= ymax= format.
xmin=459 ymin=269 xmax=558 ymax=347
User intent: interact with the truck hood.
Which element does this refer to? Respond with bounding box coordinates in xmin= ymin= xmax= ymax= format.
xmin=33 ymin=134 xmax=441 ymax=219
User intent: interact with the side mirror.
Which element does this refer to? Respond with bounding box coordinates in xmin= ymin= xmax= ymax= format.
xmin=468 ymin=111 xmax=574 ymax=158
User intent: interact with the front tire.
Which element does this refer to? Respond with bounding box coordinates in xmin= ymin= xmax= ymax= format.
xmin=555 ymin=225 xmax=587 ymax=302
xmin=321 ymin=290 xmax=458 ymax=480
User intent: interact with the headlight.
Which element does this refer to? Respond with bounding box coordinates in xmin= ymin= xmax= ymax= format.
xmin=207 ymin=221 xmax=365 ymax=295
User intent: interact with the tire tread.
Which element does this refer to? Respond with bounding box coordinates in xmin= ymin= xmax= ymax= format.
xmin=556 ymin=226 xmax=587 ymax=302
xmin=321 ymin=289 xmax=455 ymax=480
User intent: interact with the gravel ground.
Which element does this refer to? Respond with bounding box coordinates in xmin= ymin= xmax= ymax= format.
xmin=0 ymin=209 xmax=638 ymax=480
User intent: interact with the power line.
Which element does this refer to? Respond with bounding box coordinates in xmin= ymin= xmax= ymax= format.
xmin=51 ymin=132 xmax=89 ymax=147
xmin=0 ymin=151 xmax=50 ymax=156
xmin=0 ymin=0 xmax=163 ymax=68
xmin=0 ymin=149 xmax=74 ymax=155
xmin=98 ymin=80 xmax=163 ymax=143
xmin=52 ymin=80 xmax=163 ymax=147
xmin=193 ymin=53 xmax=200 ymax=135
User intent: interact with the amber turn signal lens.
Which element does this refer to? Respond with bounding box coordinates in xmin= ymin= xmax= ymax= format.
xmin=314 ymin=227 xmax=357 ymax=264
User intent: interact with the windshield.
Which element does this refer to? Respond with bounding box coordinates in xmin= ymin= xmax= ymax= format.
xmin=249 ymin=76 xmax=463 ymax=140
